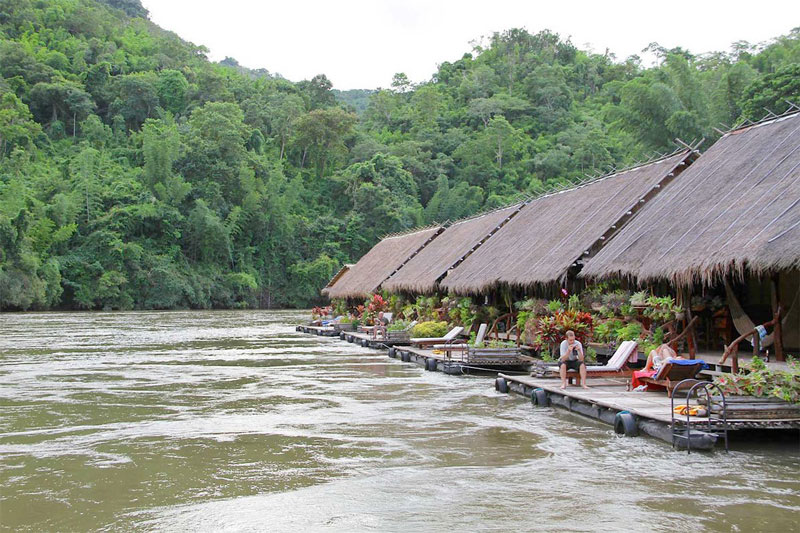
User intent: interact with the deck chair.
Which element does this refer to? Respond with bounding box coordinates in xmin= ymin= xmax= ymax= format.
xmin=640 ymin=359 xmax=707 ymax=397
xmin=542 ymin=340 xmax=639 ymax=383
xmin=411 ymin=326 xmax=464 ymax=348
xmin=431 ymin=323 xmax=487 ymax=353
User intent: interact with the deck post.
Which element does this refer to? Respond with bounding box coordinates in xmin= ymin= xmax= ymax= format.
xmin=770 ymin=274 xmax=784 ymax=361
xmin=679 ymin=286 xmax=697 ymax=359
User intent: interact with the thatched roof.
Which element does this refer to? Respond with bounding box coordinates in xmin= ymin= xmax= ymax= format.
xmin=323 ymin=264 xmax=353 ymax=291
xmin=322 ymin=226 xmax=443 ymax=299
xmin=440 ymin=151 xmax=692 ymax=294
xmin=581 ymin=112 xmax=800 ymax=285
xmin=382 ymin=204 xmax=522 ymax=293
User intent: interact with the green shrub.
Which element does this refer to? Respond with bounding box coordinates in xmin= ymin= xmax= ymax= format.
xmin=412 ymin=321 xmax=448 ymax=338
xmin=547 ymin=300 xmax=563 ymax=314
xmin=387 ymin=319 xmax=412 ymax=332
xmin=615 ymin=321 xmax=643 ymax=343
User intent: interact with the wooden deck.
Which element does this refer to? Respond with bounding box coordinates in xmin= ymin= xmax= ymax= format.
xmin=497 ymin=373 xmax=800 ymax=446
xmin=296 ymin=325 xmax=338 ymax=337
xmin=340 ymin=331 xmax=413 ymax=348
xmin=501 ymin=375 xmax=702 ymax=424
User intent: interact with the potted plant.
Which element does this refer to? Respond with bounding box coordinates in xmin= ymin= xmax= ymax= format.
xmin=630 ymin=290 xmax=649 ymax=307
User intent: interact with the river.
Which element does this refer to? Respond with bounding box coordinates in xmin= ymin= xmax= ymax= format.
xmin=1 ymin=310 xmax=798 ymax=531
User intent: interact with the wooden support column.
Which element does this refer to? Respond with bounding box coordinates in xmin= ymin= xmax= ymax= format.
xmin=677 ymin=287 xmax=697 ymax=358
xmin=770 ymin=273 xmax=785 ymax=361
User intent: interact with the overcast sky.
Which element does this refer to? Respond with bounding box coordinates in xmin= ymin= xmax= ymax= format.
xmin=142 ymin=0 xmax=799 ymax=90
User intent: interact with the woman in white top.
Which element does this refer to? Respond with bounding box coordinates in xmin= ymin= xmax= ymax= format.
xmin=643 ymin=343 xmax=679 ymax=372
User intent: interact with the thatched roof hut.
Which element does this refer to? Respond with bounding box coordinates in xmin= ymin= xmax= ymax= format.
xmin=322 ymin=226 xmax=443 ymax=299
xmin=581 ymin=112 xmax=800 ymax=285
xmin=440 ymin=150 xmax=692 ymax=294
xmin=382 ymin=204 xmax=522 ymax=294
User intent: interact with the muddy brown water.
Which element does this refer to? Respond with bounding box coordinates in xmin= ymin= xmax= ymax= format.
xmin=1 ymin=310 xmax=798 ymax=532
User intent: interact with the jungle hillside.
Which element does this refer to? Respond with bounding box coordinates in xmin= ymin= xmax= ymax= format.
xmin=1 ymin=0 xmax=799 ymax=310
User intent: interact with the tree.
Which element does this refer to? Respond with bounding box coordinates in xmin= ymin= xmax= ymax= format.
xmin=157 ymin=69 xmax=189 ymax=115
xmin=741 ymin=64 xmax=800 ymax=119
xmin=293 ymin=107 xmax=356 ymax=175
xmin=111 ymin=73 xmax=161 ymax=130
xmin=267 ymin=92 xmax=304 ymax=160
xmin=298 ymin=74 xmax=336 ymax=109
xmin=0 ymin=92 xmax=41 ymax=157
xmin=142 ymin=117 xmax=191 ymax=205
xmin=28 ymin=80 xmax=95 ymax=134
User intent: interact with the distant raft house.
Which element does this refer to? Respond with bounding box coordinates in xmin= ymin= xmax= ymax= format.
xmin=322 ymin=110 xmax=800 ymax=362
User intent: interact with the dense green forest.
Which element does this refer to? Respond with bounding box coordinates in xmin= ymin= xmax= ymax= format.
xmin=1 ymin=0 xmax=798 ymax=310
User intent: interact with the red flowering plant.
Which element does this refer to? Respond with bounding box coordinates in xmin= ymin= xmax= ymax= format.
xmin=311 ymin=306 xmax=331 ymax=320
xmin=364 ymin=294 xmax=388 ymax=324
xmin=529 ymin=310 xmax=594 ymax=357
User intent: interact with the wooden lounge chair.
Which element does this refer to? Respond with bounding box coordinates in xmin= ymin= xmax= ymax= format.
xmin=432 ymin=323 xmax=487 ymax=354
xmin=640 ymin=360 xmax=706 ymax=397
xmin=411 ymin=326 xmax=464 ymax=348
xmin=542 ymin=340 xmax=639 ymax=383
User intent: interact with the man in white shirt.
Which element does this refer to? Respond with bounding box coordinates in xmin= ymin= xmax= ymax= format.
xmin=559 ymin=330 xmax=588 ymax=390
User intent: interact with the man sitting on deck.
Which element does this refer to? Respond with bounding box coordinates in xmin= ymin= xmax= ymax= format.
xmin=374 ymin=311 xmax=389 ymax=339
xmin=559 ymin=330 xmax=588 ymax=390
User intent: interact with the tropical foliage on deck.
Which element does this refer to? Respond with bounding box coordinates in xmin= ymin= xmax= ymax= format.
xmin=714 ymin=355 xmax=800 ymax=403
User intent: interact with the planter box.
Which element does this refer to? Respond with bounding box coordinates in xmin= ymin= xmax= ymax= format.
xmin=334 ymin=323 xmax=357 ymax=332
xmin=467 ymin=346 xmax=522 ymax=364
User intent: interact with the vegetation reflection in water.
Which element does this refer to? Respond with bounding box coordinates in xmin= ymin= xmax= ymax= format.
xmin=0 ymin=310 xmax=798 ymax=531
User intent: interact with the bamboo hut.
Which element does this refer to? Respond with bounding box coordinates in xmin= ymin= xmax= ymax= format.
xmin=322 ymin=226 xmax=443 ymax=299
xmin=581 ymin=111 xmax=800 ymax=359
xmin=439 ymin=150 xmax=694 ymax=294
xmin=382 ymin=204 xmax=522 ymax=294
